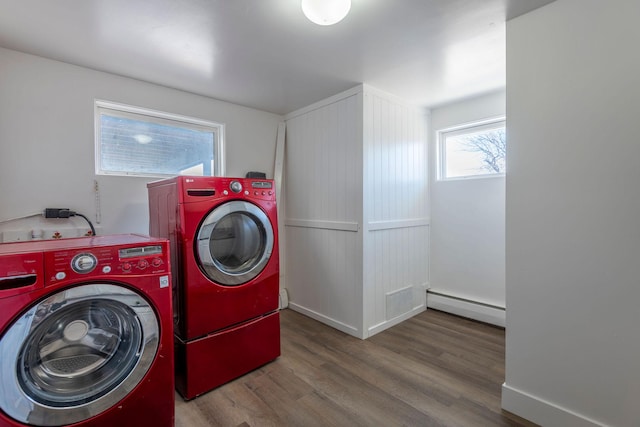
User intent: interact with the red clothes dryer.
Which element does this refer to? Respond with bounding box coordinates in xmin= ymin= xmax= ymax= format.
xmin=148 ymin=176 xmax=280 ymax=400
xmin=0 ymin=234 xmax=174 ymax=427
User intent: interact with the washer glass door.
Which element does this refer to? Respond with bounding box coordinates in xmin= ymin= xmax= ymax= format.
xmin=0 ymin=284 xmax=159 ymax=426
xmin=196 ymin=200 xmax=274 ymax=286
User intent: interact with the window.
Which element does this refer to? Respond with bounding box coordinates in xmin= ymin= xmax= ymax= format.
xmin=437 ymin=118 xmax=506 ymax=180
xmin=95 ymin=101 xmax=224 ymax=177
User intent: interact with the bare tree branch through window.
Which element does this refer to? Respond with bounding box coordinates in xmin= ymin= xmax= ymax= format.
xmin=458 ymin=129 xmax=506 ymax=173
xmin=439 ymin=120 xmax=506 ymax=179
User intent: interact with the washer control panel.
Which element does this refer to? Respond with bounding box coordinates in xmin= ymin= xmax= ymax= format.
xmin=47 ymin=243 xmax=169 ymax=284
xmin=119 ymin=245 xmax=164 ymax=273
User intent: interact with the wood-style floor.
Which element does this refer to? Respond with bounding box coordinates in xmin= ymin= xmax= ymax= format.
xmin=175 ymin=308 xmax=536 ymax=427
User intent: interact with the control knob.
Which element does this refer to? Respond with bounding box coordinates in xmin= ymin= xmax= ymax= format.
xmin=230 ymin=180 xmax=242 ymax=193
xmin=71 ymin=253 xmax=97 ymax=274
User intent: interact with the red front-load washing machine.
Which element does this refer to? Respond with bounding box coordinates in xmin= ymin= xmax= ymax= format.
xmin=0 ymin=234 xmax=174 ymax=427
xmin=148 ymin=176 xmax=280 ymax=400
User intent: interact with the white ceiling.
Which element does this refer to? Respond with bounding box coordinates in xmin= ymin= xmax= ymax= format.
xmin=0 ymin=0 xmax=554 ymax=115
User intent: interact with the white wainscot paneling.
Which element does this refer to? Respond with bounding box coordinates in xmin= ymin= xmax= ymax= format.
xmin=365 ymin=224 xmax=429 ymax=336
xmin=285 ymin=225 xmax=362 ymax=335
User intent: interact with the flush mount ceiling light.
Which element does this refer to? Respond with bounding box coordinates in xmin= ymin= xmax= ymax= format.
xmin=301 ymin=0 xmax=351 ymax=26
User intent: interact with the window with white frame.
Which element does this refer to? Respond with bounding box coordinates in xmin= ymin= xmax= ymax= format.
xmin=95 ymin=101 xmax=224 ymax=177
xmin=437 ymin=118 xmax=506 ymax=180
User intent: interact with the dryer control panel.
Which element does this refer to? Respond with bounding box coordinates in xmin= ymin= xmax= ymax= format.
xmin=172 ymin=176 xmax=276 ymax=203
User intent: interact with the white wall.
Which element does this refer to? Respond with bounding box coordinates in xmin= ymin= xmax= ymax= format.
xmin=503 ymin=1 xmax=640 ymax=426
xmin=428 ymin=90 xmax=506 ymax=326
xmin=0 ymin=47 xmax=282 ymax=237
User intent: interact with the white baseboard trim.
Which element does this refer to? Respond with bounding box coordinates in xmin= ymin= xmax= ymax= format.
xmin=288 ymin=302 xmax=361 ymax=338
xmin=426 ymin=292 xmax=505 ymax=327
xmin=502 ymin=383 xmax=606 ymax=427
xmin=367 ymin=304 xmax=426 ymax=338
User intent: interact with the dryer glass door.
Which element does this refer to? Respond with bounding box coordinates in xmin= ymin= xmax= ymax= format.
xmin=197 ymin=200 xmax=274 ymax=286
xmin=0 ymin=284 xmax=159 ymax=426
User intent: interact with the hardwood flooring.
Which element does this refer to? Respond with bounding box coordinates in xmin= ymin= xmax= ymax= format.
xmin=174 ymin=309 xmax=537 ymax=427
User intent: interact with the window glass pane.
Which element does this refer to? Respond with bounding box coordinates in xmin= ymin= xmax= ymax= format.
xmin=95 ymin=101 xmax=223 ymax=178
xmin=440 ymin=122 xmax=506 ymax=180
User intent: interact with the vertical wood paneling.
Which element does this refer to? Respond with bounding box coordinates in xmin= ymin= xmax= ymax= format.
xmin=362 ymin=89 xmax=429 ymax=333
xmin=285 ymin=94 xmax=360 ymax=224
xmin=285 ymin=86 xmax=427 ymax=339
xmin=284 ymin=92 xmax=363 ymax=335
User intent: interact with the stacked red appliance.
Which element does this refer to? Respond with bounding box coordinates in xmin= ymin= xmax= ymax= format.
xmin=148 ymin=176 xmax=280 ymax=399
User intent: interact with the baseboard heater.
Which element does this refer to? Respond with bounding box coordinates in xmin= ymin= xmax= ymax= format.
xmin=426 ymin=290 xmax=506 ymax=327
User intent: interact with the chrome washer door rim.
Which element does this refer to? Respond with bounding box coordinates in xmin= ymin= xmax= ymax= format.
xmin=0 ymin=284 xmax=159 ymax=426
xmin=196 ymin=200 xmax=274 ymax=286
